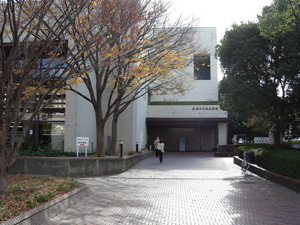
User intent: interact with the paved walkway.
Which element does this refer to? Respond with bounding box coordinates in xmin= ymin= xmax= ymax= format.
xmin=45 ymin=152 xmax=300 ymax=225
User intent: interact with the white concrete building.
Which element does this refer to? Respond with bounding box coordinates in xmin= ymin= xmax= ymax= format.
xmin=146 ymin=27 xmax=228 ymax=152
xmin=64 ymin=27 xmax=228 ymax=154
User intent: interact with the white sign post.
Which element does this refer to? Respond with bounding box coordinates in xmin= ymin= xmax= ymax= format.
xmin=76 ymin=137 xmax=89 ymax=157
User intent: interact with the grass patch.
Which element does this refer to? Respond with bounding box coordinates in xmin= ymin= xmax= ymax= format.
xmin=0 ymin=175 xmax=82 ymax=223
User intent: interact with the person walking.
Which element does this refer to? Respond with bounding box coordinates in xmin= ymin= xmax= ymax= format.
xmin=154 ymin=137 xmax=159 ymax=157
xmin=157 ymin=139 xmax=165 ymax=163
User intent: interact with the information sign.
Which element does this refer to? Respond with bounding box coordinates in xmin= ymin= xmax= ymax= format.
xmin=76 ymin=137 xmax=89 ymax=146
xmin=76 ymin=137 xmax=89 ymax=157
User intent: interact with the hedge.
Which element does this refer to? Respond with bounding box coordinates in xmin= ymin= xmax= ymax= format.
xmin=254 ymin=149 xmax=300 ymax=180
xmin=237 ymin=144 xmax=300 ymax=181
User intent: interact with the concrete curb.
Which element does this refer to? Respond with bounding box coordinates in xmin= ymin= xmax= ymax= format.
xmin=234 ymin=156 xmax=300 ymax=193
xmin=3 ymin=185 xmax=91 ymax=225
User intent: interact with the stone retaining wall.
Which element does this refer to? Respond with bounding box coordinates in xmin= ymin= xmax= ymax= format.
xmin=9 ymin=152 xmax=152 ymax=177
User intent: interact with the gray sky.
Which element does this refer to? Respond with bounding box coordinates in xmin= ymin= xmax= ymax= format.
xmin=169 ymin=0 xmax=273 ymax=80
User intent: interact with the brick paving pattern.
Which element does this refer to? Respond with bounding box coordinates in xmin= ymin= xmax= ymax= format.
xmin=44 ymin=153 xmax=300 ymax=225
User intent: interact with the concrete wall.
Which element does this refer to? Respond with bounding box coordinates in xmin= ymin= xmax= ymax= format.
xmin=9 ymin=152 xmax=152 ymax=177
xmin=150 ymin=27 xmax=218 ymax=102
xmin=147 ymin=105 xmax=227 ymax=118
xmin=134 ymin=94 xmax=148 ymax=150
xmin=65 ymin=81 xmax=97 ymax=152
xmin=104 ymin=91 xmax=148 ymax=155
xmin=64 ymin=88 xmax=78 ymax=152
xmin=104 ymin=99 xmax=134 ymax=155
xmin=75 ymin=82 xmax=97 ymax=151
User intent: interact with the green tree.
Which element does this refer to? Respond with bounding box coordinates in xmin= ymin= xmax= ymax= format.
xmin=216 ymin=22 xmax=298 ymax=147
xmin=258 ymin=0 xmax=300 ymax=139
xmin=258 ymin=0 xmax=300 ymax=42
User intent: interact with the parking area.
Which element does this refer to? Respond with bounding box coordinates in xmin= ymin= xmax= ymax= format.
xmin=45 ymin=152 xmax=300 ymax=225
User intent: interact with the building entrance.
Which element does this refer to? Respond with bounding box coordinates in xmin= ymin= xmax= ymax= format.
xmin=148 ymin=128 xmax=217 ymax=152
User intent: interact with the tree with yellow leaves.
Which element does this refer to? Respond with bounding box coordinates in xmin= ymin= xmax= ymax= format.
xmin=0 ymin=0 xmax=90 ymax=193
xmin=66 ymin=0 xmax=198 ymax=156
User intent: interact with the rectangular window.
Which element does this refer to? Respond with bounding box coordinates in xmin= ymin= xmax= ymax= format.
xmin=194 ymin=54 xmax=210 ymax=80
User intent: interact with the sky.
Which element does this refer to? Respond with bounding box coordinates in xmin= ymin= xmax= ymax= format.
xmin=169 ymin=0 xmax=273 ymax=80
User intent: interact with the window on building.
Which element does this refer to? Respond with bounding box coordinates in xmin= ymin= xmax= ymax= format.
xmin=4 ymin=40 xmax=68 ymax=150
xmin=194 ymin=54 xmax=210 ymax=80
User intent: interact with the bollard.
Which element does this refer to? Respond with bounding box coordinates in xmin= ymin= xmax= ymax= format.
xmin=136 ymin=142 xmax=138 ymax=152
xmin=119 ymin=140 xmax=123 ymax=158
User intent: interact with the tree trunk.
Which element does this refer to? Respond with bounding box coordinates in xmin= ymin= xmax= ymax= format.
xmin=273 ymin=128 xmax=282 ymax=148
xmin=110 ymin=116 xmax=118 ymax=156
xmin=94 ymin=108 xmax=105 ymax=157
xmin=0 ymin=165 xmax=7 ymax=194
xmin=0 ymin=132 xmax=7 ymax=193
xmin=110 ymin=99 xmax=121 ymax=156
xmin=272 ymin=120 xmax=284 ymax=148
xmin=95 ymin=120 xmax=105 ymax=157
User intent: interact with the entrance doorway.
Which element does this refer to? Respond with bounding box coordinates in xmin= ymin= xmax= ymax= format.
xmin=179 ymin=137 xmax=185 ymax=151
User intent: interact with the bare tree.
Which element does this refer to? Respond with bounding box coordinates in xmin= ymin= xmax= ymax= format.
xmin=0 ymin=0 xmax=89 ymax=193
xmin=66 ymin=0 xmax=197 ymax=156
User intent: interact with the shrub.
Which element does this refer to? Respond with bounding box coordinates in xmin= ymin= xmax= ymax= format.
xmin=218 ymin=145 xmax=238 ymax=152
xmin=237 ymin=144 xmax=271 ymax=163
xmin=18 ymin=145 xmax=95 ymax=157
xmin=237 ymin=143 xmax=300 ymax=180
xmin=255 ymin=149 xmax=300 ymax=180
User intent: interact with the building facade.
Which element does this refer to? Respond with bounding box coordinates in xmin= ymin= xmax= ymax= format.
xmin=64 ymin=27 xmax=228 ymax=154
xmin=146 ymin=27 xmax=228 ymax=152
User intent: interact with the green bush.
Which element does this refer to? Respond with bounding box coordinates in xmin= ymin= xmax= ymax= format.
xmin=255 ymin=149 xmax=300 ymax=180
xmin=237 ymin=145 xmax=265 ymax=163
xmin=18 ymin=144 xmax=95 ymax=157
xmin=236 ymin=143 xmax=300 ymax=180
xmin=218 ymin=145 xmax=239 ymax=152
